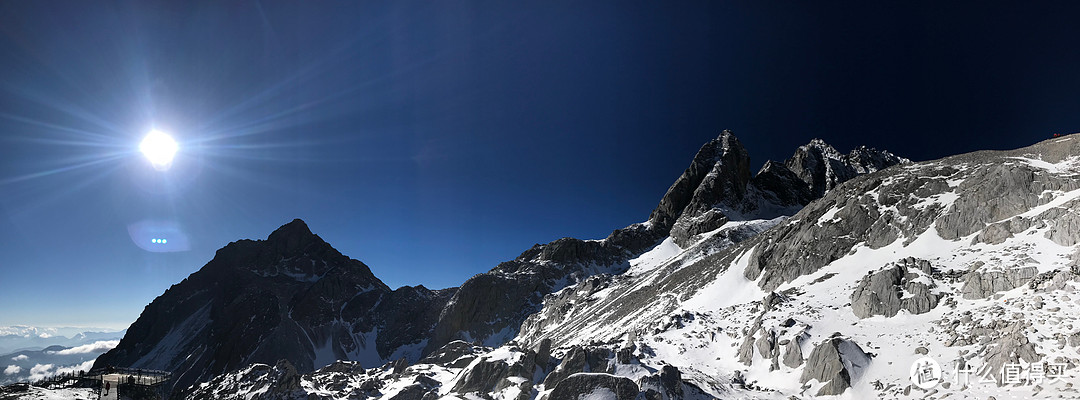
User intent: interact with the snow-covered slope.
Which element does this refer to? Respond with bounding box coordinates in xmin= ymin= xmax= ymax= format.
xmin=510 ymin=133 xmax=1080 ymax=399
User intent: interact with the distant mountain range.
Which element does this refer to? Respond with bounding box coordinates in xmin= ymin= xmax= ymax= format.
xmin=0 ymin=327 xmax=124 ymax=356
xmin=0 ymin=331 xmax=123 ymax=385
xmin=93 ymin=131 xmax=1080 ymax=399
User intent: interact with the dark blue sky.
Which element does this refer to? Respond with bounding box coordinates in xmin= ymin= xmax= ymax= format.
xmin=1 ymin=1 xmax=1079 ymax=328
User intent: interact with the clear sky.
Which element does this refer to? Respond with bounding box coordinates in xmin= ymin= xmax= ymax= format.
xmin=1 ymin=2 xmax=1079 ymax=329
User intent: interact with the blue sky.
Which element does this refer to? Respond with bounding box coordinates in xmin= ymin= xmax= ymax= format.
xmin=1 ymin=1 xmax=1079 ymax=329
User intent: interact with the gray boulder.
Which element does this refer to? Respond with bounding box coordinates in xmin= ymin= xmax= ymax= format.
xmin=782 ymin=336 xmax=804 ymax=369
xmin=450 ymin=356 xmax=512 ymax=394
xmin=543 ymin=346 xmax=614 ymax=389
xmin=799 ymin=337 xmax=871 ymax=396
xmin=548 ymin=373 xmax=639 ymax=400
xmin=850 ymin=258 xmax=941 ymax=318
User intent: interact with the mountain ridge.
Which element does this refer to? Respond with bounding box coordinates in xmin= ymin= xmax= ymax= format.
xmin=94 ymin=131 xmax=911 ymax=396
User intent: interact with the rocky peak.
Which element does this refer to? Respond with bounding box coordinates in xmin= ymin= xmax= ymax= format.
xmin=847 ymin=145 xmax=908 ymax=174
xmin=648 ymin=130 xmax=751 ymax=230
xmin=785 ymin=138 xmax=907 ymax=198
xmin=266 ymin=218 xmax=322 ymax=257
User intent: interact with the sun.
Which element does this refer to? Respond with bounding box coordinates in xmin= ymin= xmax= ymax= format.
xmin=139 ymin=130 xmax=179 ymax=171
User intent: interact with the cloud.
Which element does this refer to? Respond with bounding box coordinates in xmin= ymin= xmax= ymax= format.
xmin=49 ymin=340 xmax=119 ymax=355
xmin=0 ymin=326 xmax=57 ymax=338
xmin=28 ymin=364 xmax=54 ymax=381
xmin=24 ymin=361 xmax=94 ymax=381
xmin=55 ymin=360 xmax=94 ymax=376
xmin=12 ymin=354 xmax=28 ymax=361
xmin=3 ymin=365 xmax=20 ymax=375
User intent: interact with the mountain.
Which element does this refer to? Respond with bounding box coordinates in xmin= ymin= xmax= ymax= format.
xmin=179 ymin=133 xmax=1080 ymax=399
xmin=92 ymin=219 xmax=456 ymax=393
xmin=95 ymin=131 xmax=908 ymax=397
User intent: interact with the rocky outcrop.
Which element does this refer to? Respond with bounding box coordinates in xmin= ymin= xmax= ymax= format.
xmin=451 ymin=356 xmax=514 ymax=394
xmin=786 ymin=139 xmax=907 ymax=198
xmin=418 ymin=340 xmax=481 ymax=368
xmin=184 ymin=359 xmax=304 ymax=400
xmin=850 ymin=258 xmax=941 ymax=318
xmin=799 ymin=337 xmax=870 ymax=396
xmin=636 ymin=365 xmax=711 ymax=400
xmin=543 ymin=346 xmax=614 ymax=388
xmin=961 ymin=266 xmax=1038 ymax=299
xmin=782 ymin=337 xmax=804 ymax=368
xmin=975 ymin=323 xmax=1041 ymax=386
xmin=548 ymin=373 xmax=638 ymax=400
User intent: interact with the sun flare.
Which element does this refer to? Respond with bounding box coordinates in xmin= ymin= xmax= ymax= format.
xmin=139 ymin=130 xmax=178 ymax=171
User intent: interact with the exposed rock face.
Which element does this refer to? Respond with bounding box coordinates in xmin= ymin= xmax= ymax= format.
xmin=751 ymin=160 xmax=816 ymax=207
xmin=850 ymin=257 xmax=941 ymax=318
xmin=799 ymin=337 xmax=870 ymax=396
xmin=548 ymin=373 xmax=638 ymax=400
xmin=961 ymin=266 xmax=1038 ymax=300
xmin=94 ymin=219 xmax=455 ymax=394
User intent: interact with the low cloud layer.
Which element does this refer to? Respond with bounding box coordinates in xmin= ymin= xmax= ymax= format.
xmin=49 ymin=340 xmax=119 ymax=355
xmin=3 ymin=365 xmax=20 ymax=375
xmin=28 ymin=364 xmax=54 ymax=381
xmin=11 ymin=354 xmax=27 ymax=361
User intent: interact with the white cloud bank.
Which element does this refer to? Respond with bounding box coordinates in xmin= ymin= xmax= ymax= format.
xmin=24 ymin=360 xmax=93 ymax=382
xmin=12 ymin=354 xmax=28 ymax=361
xmin=3 ymin=365 xmax=20 ymax=375
xmin=28 ymin=364 xmax=54 ymax=381
xmin=49 ymin=340 xmax=119 ymax=355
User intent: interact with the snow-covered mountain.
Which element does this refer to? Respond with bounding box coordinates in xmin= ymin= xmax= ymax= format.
xmin=178 ymin=132 xmax=1080 ymax=399
xmin=93 ymin=130 xmax=925 ymax=399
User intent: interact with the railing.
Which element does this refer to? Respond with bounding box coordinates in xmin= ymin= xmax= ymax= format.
xmin=83 ymin=367 xmax=172 ymax=386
